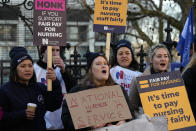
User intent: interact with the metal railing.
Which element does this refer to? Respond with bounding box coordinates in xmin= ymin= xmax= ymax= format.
xmin=0 ymin=45 xmax=147 ymax=85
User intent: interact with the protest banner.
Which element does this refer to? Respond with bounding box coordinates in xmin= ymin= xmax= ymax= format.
xmin=93 ymin=0 xmax=128 ymax=33
xmin=33 ymin=0 xmax=66 ymax=46
xmin=93 ymin=0 xmax=128 ymax=61
xmin=33 ymin=0 xmax=66 ymax=90
xmin=65 ymin=85 xmax=132 ymax=130
xmin=136 ymin=71 xmax=196 ymax=130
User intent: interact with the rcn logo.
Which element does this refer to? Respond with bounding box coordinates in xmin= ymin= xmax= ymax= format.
xmin=116 ymin=71 xmax=124 ymax=79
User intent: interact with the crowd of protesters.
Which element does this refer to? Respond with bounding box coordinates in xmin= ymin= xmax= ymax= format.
xmin=0 ymin=37 xmax=196 ymax=130
xmin=61 ymin=52 xmax=135 ymax=131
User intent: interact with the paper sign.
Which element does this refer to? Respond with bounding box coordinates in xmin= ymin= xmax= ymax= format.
xmin=93 ymin=116 xmax=168 ymax=131
xmin=33 ymin=0 xmax=66 ymax=46
xmin=65 ymin=85 xmax=132 ymax=130
xmin=136 ymin=71 xmax=196 ymax=130
xmin=93 ymin=0 xmax=128 ymax=33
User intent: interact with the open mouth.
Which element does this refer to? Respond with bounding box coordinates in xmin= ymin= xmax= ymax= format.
xmin=102 ymin=70 xmax=107 ymax=74
xmin=160 ymin=63 xmax=166 ymax=67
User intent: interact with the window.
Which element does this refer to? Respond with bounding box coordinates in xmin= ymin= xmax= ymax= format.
xmin=0 ymin=24 xmax=17 ymax=41
xmin=95 ymin=32 xmax=106 ymax=41
xmin=67 ymin=25 xmax=87 ymax=41
xmin=25 ymin=26 xmax=33 ymax=42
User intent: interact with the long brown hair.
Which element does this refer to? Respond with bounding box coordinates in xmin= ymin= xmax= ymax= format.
xmin=80 ymin=56 xmax=114 ymax=89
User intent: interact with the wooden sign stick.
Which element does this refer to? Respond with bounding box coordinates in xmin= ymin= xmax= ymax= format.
xmin=47 ymin=46 xmax=52 ymax=91
xmin=105 ymin=33 xmax=111 ymax=61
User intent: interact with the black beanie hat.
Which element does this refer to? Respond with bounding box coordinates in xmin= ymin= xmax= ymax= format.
xmin=116 ymin=40 xmax=133 ymax=51
xmin=9 ymin=47 xmax=33 ymax=70
xmin=86 ymin=52 xmax=104 ymax=70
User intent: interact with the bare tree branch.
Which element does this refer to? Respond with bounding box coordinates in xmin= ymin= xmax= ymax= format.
xmin=127 ymin=1 xmax=182 ymax=31
xmin=80 ymin=0 xmax=194 ymax=46
xmin=148 ymin=0 xmax=158 ymax=10
xmin=81 ymin=0 xmax=94 ymax=15
xmin=132 ymin=21 xmax=154 ymax=46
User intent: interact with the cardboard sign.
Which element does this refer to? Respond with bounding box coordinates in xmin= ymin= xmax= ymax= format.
xmin=93 ymin=0 xmax=128 ymax=33
xmin=33 ymin=0 xmax=66 ymax=46
xmin=65 ymin=85 xmax=132 ymax=130
xmin=136 ymin=71 xmax=196 ymax=130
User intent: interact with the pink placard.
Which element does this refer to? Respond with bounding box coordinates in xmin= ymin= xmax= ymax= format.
xmin=35 ymin=0 xmax=65 ymax=11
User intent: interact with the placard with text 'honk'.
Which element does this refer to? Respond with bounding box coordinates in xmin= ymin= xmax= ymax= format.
xmin=93 ymin=0 xmax=128 ymax=33
xmin=136 ymin=71 xmax=196 ymax=131
xmin=33 ymin=0 xmax=67 ymax=46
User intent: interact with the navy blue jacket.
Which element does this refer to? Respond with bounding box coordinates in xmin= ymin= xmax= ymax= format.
xmin=182 ymin=65 xmax=196 ymax=118
xmin=0 ymin=80 xmax=62 ymax=131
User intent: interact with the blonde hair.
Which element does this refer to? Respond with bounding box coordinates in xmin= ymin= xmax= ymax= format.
xmin=182 ymin=53 xmax=196 ymax=74
xmin=147 ymin=44 xmax=171 ymax=64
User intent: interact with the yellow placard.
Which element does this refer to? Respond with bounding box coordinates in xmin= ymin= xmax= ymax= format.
xmin=140 ymin=86 xmax=196 ymax=130
xmin=94 ymin=0 xmax=128 ymax=26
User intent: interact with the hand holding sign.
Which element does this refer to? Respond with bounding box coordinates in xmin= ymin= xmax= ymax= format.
xmin=52 ymin=55 xmax=65 ymax=73
xmin=65 ymin=85 xmax=132 ymax=130
xmin=33 ymin=0 xmax=67 ymax=91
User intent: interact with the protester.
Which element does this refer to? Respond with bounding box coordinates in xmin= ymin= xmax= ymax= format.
xmin=0 ymin=47 xmax=62 ymax=131
xmin=190 ymin=34 xmax=196 ymax=57
xmin=182 ymin=53 xmax=196 ymax=118
xmin=61 ymin=52 xmax=135 ymax=131
xmin=129 ymin=44 xmax=171 ymax=116
xmin=110 ymin=40 xmax=142 ymax=96
xmin=34 ymin=46 xmax=76 ymax=131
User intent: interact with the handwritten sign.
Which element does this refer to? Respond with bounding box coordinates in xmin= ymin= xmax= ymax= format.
xmin=65 ymin=85 xmax=132 ymax=130
xmin=33 ymin=0 xmax=66 ymax=46
xmin=136 ymin=71 xmax=196 ymax=130
xmin=93 ymin=0 xmax=128 ymax=33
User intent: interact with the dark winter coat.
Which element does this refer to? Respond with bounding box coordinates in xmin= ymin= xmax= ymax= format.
xmin=182 ymin=65 xmax=196 ymax=118
xmin=0 ymin=80 xmax=62 ymax=131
